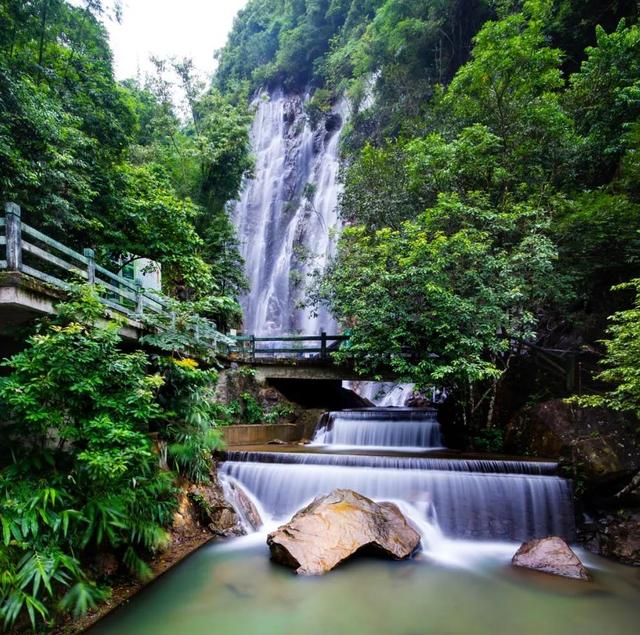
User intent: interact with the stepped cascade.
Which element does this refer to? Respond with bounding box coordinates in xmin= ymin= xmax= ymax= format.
xmin=220 ymin=408 xmax=575 ymax=544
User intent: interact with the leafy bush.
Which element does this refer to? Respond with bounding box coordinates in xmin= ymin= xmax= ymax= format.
xmin=0 ymin=286 xmax=226 ymax=629
xmin=0 ymin=287 xmax=176 ymax=629
xmin=573 ymin=279 xmax=640 ymax=418
xmin=240 ymin=392 xmax=264 ymax=425
xmin=155 ymin=357 xmax=225 ymax=483
xmin=471 ymin=428 xmax=505 ymax=453
xmin=263 ymin=403 xmax=296 ymax=424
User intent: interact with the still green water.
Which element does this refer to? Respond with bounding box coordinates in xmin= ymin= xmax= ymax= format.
xmin=90 ymin=536 xmax=640 ymax=635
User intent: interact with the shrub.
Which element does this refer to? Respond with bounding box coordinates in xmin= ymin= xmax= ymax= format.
xmin=0 ymin=286 xmax=228 ymax=629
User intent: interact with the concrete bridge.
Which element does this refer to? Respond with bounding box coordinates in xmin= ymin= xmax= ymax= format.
xmin=0 ymin=202 xmax=222 ymax=348
xmin=0 ymin=202 xmax=379 ymax=385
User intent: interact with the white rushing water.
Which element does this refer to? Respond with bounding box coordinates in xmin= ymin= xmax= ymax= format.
xmin=233 ymin=91 xmax=347 ymax=336
xmin=343 ymin=381 xmax=416 ymax=406
xmin=220 ymin=409 xmax=575 ymax=545
xmin=311 ymin=408 xmax=444 ymax=450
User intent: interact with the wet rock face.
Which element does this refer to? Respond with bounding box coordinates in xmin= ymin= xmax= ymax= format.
xmin=583 ymin=510 xmax=640 ymax=566
xmin=223 ymin=478 xmax=263 ymax=531
xmin=267 ymin=489 xmax=421 ymax=575
xmin=183 ymin=469 xmax=259 ymax=538
xmin=512 ymin=537 xmax=590 ymax=580
xmin=505 ymin=399 xmax=640 ymax=486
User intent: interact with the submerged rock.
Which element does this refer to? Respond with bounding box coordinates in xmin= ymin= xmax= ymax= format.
xmin=512 ymin=537 xmax=590 ymax=580
xmin=267 ymin=489 xmax=421 ymax=575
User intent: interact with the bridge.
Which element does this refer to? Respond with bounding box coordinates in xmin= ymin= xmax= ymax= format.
xmin=0 ymin=202 xmax=223 ymax=348
xmin=0 ymin=202 xmax=360 ymax=379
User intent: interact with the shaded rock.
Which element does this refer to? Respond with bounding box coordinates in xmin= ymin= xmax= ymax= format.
xmin=505 ymin=399 xmax=640 ymax=489
xmin=512 ymin=537 xmax=590 ymax=580
xmin=406 ymin=393 xmax=430 ymax=408
xmin=92 ymin=552 xmax=119 ymax=578
xmin=267 ymin=489 xmax=421 ymax=575
xmin=259 ymin=386 xmax=282 ymax=405
xmin=584 ymin=510 xmax=640 ymax=566
xmin=190 ymin=470 xmax=246 ymax=538
xmin=324 ymin=112 xmax=342 ymax=133
xmin=223 ymin=479 xmax=262 ymax=531
xmin=172 ymin=484 xmax=201 ymax=536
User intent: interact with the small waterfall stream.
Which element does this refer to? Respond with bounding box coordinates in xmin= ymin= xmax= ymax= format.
xmin=312 ymin=408 xmax=444 ymax=449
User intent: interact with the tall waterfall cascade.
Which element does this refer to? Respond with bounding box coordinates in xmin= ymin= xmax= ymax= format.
xmin=233 ymin=91 xmax=347 ymax=336
xmin=220 ymin=408 xmax=575 ymax=547
xmin=228 ymin=96 xmax=575 ymax=550
xmin=232 ymin=91 xmax=416 ymax=404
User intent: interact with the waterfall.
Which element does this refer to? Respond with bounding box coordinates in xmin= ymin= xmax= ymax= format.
xmin=227 ymin=93 xmax=576 ymax=554
xmin=233 ymin=90 xmax=347 ymax=336
xmin=223 ymin=451 xmax=560 ymax=475
xmin=219 ymin=458 xmax=574 ymax=542
xmin=312 ymin=408 xmax=444 ymax=449
xmin=343 ymin=381 xmax=416 ymax=406
xmin=219 ymin=408 xmax=576 ymax=544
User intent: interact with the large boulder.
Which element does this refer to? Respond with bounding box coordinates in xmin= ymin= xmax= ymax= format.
xmin=267 ymin=489 xmax=421 ymax=575
xmin=512 ymin=537 xmax=590 ymax=580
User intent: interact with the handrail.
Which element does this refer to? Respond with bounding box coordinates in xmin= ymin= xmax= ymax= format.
xmin=0 ymin=202 xmax=225 ymax=353
xmin=230 ymin=332 xmax=349 ymax=361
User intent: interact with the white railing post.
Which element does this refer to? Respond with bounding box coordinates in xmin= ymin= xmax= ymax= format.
xmin=135 ymin=279 xmax=144 ymax=315
xmin=5 ymin=202 xmax=22 ymax=271
xmin=83 ymin=248 xmax=95 ymax=284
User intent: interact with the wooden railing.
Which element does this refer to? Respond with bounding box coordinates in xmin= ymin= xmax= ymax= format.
xmin=0 ymin=202 xmax=225 ymax=351
xmin=232 ymin=333 xmax=350 ymax=361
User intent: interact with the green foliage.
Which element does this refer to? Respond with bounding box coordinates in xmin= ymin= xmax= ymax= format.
xmin=240 ymin=392 xmax=264 ymax=425
xmin=0 ymin=287 xmax=175 ymax=629
xmin=155 ymin=358 xmax=225 ymax=483
xmin=320 ymin=0 xmax=640 ymax=425
xmin=472 ymin=428 xmax=505 ymax=453
xmin=140 ymin=296 xmax=235 ymax=364
xmin=566 ymin=19 xmax=640 ymax=182
xmin=573 ymin=280 xmax=640 ymax=418
xmin=319 ymin=194 xmax=563 ymax=394
xmin=339 ymin=141 xmax=419 ymax=229
xmin=0 ymin=2 xmax=252 ymax=310
xmin=0 ymin=287 xmax=227 ymax=628
xmin=263 ymin=402 xmax=296 ymax=424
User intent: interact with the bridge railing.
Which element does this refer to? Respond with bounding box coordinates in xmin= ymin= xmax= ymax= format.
xmin=0 ymin=202 xmax=224 ymax=351
xmin=232 ymin=333 xmax=350 ymax=361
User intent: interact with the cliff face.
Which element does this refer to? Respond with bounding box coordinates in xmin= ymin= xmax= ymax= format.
xmin=232 ymin=91 xmax=347 ymax=336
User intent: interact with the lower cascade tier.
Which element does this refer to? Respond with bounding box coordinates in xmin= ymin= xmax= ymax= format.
xmin=220 ymin=458 xmax=575 ymax=542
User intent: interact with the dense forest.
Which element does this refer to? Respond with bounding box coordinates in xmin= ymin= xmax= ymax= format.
xmin=0 ymin=0 xmax=254 ymax=326
xmin=0 ymin=0 xmax=256 ymax=629
xmin=219 ymin=0 xmax=640 ymax=427
xmin=1 ymin=0 xmax=640 ymax=630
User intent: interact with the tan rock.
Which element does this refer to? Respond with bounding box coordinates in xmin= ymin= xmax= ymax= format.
xmin=512 ymin=536 xmax=590 ymax=580
xmin=267 ymin=489 xmax=421 ymax=575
